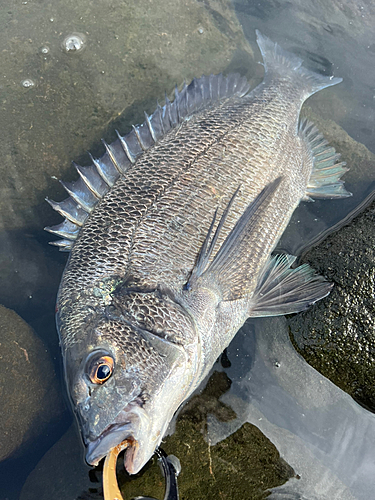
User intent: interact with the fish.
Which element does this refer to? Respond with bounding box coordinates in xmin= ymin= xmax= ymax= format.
xmin=46 ymin=31 xmax=350 ymax=475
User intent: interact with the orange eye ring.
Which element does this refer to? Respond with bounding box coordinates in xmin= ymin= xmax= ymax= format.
xmin=89 ymin=355 xmax=114 ymax=384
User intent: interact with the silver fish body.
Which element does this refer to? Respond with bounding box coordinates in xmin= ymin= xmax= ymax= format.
xmin=48 ymin=31 xmax=349 ymax=474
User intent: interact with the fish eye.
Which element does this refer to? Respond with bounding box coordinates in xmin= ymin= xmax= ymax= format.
xmin=88 ymin=354 xmax=114 ymax=384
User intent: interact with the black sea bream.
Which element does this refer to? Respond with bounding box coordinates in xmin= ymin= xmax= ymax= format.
xmin=46 ymin=31 xmax=350 ymax=474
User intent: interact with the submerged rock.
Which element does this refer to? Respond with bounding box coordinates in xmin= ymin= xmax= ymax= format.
xmin=20 ymin=424 xmax=92 ymax=500
xmin=0 ymin=305 xmax=63 ymax=461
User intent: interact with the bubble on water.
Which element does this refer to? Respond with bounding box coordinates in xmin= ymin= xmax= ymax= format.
xmin=21 ymin=79 xmax=35 ymax=88
xmin=61 ymin=33 xmax=86 ymax=54
xmin=40 ymin=46 xmax=50 ymax=55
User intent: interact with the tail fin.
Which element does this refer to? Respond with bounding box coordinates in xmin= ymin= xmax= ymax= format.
xmin=256 ymin=30 xmax=342 ymax=97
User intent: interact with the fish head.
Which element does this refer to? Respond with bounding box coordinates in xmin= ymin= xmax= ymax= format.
xmin=60 ymin=290 xmax=198 ymax=474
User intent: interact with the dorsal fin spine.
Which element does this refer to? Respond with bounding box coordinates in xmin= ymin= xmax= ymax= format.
xmin=132 ymin=125 xmax=147 ymax=151
xmin=73 ymin=162 xmax=101 ymax=199
xmin=60 ymin=179 xmax=96 ymax=213
xmin=159 ymin=103 xmax=166 ymax=131
xmin=47 ymin=72 xmax=250 ymax=251
xmin=183 ymin=82 xmax=189 ymax=112
xmin=165 ymin=95 xmax=174 ymax=127
xmin=174 ymin=85 xmax=181 ymax=123
xmin=49 ymin=239 xmax=73 ymax=251
xmin=45 ymin=197 xmax=88 ymax=226
xmin=144 ymin=112 xmax=157 ymax=142
xmin=101 ymin=140 xmax=123 ymax=173
xmin=116 ymin=130 xmax=136 ymax=164
xmin=156 ymin=103 xmax=165 ymax=134
xmin=88 ymin=152 xmax=118 ymax=187
xmin=45 ymin=219 xmax=80 ymax=240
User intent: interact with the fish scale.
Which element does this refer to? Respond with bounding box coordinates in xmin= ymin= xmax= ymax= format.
xmin=49 ymin=31 xmax=351 ymax=475
xmin=66 ymin=90 xmax=294 ymax=293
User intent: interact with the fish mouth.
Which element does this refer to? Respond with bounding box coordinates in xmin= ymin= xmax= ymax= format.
xmin=86 ymin=421 xmax=134 ymax=466
xmin=85 ymin=405 xmax=151 ymax=474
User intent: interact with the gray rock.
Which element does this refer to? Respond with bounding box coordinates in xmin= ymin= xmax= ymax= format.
xmin=0 ymin=304 xmax=64 ymax=461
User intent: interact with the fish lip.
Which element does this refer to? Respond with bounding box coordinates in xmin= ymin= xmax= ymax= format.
xmin=85 ymin=421 xmax=134 ymax=466
xmin=84 ymin=403 xmax=150 ymax=467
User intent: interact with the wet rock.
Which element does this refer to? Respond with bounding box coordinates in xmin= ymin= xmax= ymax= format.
xmin=0 ymin=305 xmax=64 ymax=461
xmin=20 ymin=423 xmax=92 ymax=500
xmin=287 ymin=198 xmax=375 ymax=411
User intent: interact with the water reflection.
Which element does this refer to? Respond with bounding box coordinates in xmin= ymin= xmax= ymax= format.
xmin=209 ymin=317 xmax=375 ymax=499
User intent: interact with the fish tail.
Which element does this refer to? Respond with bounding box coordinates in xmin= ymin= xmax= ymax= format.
xmin=256 ymin=30 xmax=342 ymax=96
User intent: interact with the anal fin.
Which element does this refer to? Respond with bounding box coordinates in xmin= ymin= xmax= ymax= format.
xmin=300 ymin=119 xmax=352 ymax=199
xmin=249 ymin=254 xmax=333 ymax=317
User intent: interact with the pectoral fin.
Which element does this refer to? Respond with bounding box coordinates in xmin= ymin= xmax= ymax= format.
xmin=186 ymin=178 xmax=282 ymax=301
xmin=185 ymin=185 xmax=241 ymax=289
xmin=249 ymin=254 xmax=333 ymax=317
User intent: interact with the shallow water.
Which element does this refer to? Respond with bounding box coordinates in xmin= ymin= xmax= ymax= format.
xmin=208 ymin=318 xmax=375 ymax=500
xmin=1 ymin=0 xmax=375 ymax=499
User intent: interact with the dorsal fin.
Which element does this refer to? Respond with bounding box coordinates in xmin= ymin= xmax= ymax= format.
xmin=45 ymin=73 xmax=250 ymax=251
